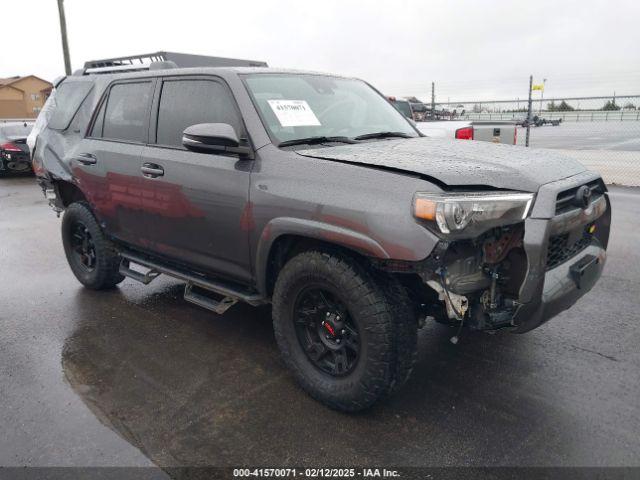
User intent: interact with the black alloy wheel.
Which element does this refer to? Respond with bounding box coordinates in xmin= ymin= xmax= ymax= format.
xmin=69 ymin=221 xmax=97 ymax=272
xmin=293 ymin=286 xmax=360 ymax=377
xmin=61 ymin=202 xmax=124 ymax=290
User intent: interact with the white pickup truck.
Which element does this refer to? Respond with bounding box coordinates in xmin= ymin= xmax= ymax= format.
xmin=390 ymin=98 xmax=518 ymax=145
xmin=416 ymin=119 xmax=518 ymax=145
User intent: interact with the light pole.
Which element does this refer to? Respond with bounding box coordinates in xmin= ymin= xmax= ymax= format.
xmin=56 ymin=0 xmax=72 ymax=75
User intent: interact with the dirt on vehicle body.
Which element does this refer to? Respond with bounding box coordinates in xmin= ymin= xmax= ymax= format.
xmin=31 ymin=53 xmax=611 ymax=411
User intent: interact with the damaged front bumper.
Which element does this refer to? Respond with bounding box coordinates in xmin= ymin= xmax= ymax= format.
xmin=409 ymin=171 xmax=612 ymax=333
xmin=511 ymin=175 xmax=611 ymax=332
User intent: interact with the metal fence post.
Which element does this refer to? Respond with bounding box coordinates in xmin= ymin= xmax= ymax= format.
xmin=525 ymin=75 xmax=532 ymax=147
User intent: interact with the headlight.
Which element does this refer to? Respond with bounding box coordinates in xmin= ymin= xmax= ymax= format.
xmin=414 ymin=191 xmax=534 ymax=238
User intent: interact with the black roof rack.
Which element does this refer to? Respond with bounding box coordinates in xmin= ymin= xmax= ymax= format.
xmin=81 ymin=51 xmax=267 ymax=75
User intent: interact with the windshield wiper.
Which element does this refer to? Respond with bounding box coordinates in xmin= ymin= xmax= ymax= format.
xmin=353 ymin=131 xmax=414 ymax=141
xmin=278 ymin=136 xmax=358 ymax=147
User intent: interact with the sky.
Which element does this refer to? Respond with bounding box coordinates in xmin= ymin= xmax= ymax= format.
xmin=2 ymin=0 xmax=639 ymax=103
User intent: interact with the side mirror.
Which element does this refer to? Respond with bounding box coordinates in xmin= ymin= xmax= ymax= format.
xmin=182 ymin=123 xmax=253 ymax=158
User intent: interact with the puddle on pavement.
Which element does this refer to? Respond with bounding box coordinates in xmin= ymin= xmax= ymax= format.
xmin=61 ymin=282 xmax=553 ymax=468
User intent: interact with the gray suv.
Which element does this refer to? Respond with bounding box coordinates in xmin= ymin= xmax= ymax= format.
xmin=31 ymin=52 xmax=611 ymax=411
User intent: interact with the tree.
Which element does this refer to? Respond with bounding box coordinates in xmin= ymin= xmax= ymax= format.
xmin=547 ymin=100 xmax=557 ymax=111
xmin=557 ymin=100 xmax=574 ymax=111
xmin=601 ymin=99 xmax=620 ymax=111
xmin=623 ymin=102 xmax=636 ymax=110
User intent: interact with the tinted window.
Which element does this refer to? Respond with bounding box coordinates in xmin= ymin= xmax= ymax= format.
xmin=102 ymin=82 xmax=152 ymax=143
xmin=48 ymin=81 xmax=93 ymax=130
xmin=393 ymin=100 xmax=412 ymax=118
xmin=156 ymin=80 xmax=242 ymax=147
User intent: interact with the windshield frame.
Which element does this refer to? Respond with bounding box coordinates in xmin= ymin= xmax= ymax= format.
xmin=240 ymin=72 xmax=421 ymax=148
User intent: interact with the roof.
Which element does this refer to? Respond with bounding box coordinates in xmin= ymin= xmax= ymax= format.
xmin=0 ymin=75 xmax=53 ymax=90
xmin=83 ymin=51 xmax=268 ymax=70
xmin=0 ymin=76 xmax=21 ymax=86
xmin=74 ymin=65 xmax=354 ymax=81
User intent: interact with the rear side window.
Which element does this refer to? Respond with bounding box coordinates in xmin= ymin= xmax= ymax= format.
xmin=155 ymin=79 xmax=242 ymax=147
xmin=101 ymin=82 xmax=152 ymax=143
xmin=48 ymin=81 xmax=93 ymax=130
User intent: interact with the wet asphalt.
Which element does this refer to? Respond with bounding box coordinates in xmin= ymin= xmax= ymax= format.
xmin=516 ymin=121 xmax=640 ymax=151
xmin=1 ymin=176 xmax=639 ymax=468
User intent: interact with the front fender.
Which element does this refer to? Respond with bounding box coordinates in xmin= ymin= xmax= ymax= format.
xmin=254 ymin=217 xmax=391 ymax=295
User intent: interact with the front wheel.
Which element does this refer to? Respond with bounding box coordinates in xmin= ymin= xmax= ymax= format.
xmin=272 ymin=251 xmax=417 ymax=412
xmin=61 ymin=202 xmax=124 ymax=290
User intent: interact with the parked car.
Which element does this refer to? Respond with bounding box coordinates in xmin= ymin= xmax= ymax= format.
xmin=389 ymin=97 xmax=429 ymax=122
xmin=0 ymin=122 xmax=33 ymax=176
xmin=409 ymin=102 xmax=428 ymax=121
xmin=32 ymin=53 xmax=611 ymax=412
xmin=389 ymin=97 xmax=517 ymax=144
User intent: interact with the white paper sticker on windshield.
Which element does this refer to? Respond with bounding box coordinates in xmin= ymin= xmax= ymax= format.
xmin=268 ymin=100 xmax=321 ymax=127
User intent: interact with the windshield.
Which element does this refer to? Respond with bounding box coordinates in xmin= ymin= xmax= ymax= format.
xmin=244 ymin=74 xmax=418 ymax=144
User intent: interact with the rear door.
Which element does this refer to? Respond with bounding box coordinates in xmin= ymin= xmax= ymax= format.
xmin=75 ymin=80 xmax=155 ymax=246
xmin=139 ymin=76 xmax=253 ymax=283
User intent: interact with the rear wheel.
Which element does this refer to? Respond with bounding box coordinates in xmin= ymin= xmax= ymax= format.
xmin=272 ymin=250 xmax=417 ymax=411
xmin=61 ymin=202 xmax=124 ymax=290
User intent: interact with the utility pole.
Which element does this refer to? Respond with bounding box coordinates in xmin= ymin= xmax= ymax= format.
xmin=56 ymin=0 xmax=72 ymax=75
xmin=430 ymin=82 xmax=435 ymax=120
xmin=525 ymin=75 xmax=533 ymax=147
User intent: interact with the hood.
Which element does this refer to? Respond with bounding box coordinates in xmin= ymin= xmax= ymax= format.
xmin=296 ymin=137 xmax=587 ymax=192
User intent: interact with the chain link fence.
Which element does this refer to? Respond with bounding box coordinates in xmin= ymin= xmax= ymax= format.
xmin=433 ymin=95 xmax=640 ymax=187
xmin=4 ymin=93 xmax=640 ymax=186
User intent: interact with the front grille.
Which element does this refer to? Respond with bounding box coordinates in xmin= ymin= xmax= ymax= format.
xmin=546 ymin=230 xmax=592 ymax=270
xmin=555 ymin=179 xmax=605 ymax=215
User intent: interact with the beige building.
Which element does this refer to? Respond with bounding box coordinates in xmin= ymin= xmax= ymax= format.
xmin=0 ymin=76 xmax=53 ymax=119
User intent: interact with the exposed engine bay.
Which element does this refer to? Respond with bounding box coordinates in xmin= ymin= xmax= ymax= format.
xmin=421 ymin=223 xmax=528 ymax=331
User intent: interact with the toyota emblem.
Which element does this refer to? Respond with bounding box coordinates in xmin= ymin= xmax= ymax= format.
xmin=574 ymin=185 xmax=592 ymax=209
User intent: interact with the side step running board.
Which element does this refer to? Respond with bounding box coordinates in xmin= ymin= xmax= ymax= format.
xmin=119 ymin=259 xmax=161 ymax=285
xmin=119 ymin=251 xmax=267 ymax=312
xmin=183 ymin=283 xmax=238 ymax=314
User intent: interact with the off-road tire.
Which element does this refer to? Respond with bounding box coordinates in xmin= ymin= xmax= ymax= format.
xmin=379 ymin=278 xmax=418 ymax=397
xmin=272 ymin=250 xmax=417 ymax=411
xmin=61 ymin=202 xmax=124 ymax=290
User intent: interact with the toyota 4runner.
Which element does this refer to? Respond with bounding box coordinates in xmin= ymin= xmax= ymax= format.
xmin=30 ymin=52 xmax=611 ymax=411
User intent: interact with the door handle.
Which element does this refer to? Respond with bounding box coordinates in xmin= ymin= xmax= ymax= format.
xmin=74 ymin=153 xmax=97 ymax=165
xmin=141 ymin=163 xmax=164 ymax=178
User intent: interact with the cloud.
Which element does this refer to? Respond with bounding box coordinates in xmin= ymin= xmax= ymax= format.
xmin=3 ymin=0 xmax=639 ymax=100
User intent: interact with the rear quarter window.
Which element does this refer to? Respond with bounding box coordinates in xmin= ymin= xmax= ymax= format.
xmin=48 ymin=81 xmax=93 ymax=131
xmin=101 ymin=82 xmax=152 ymax=143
